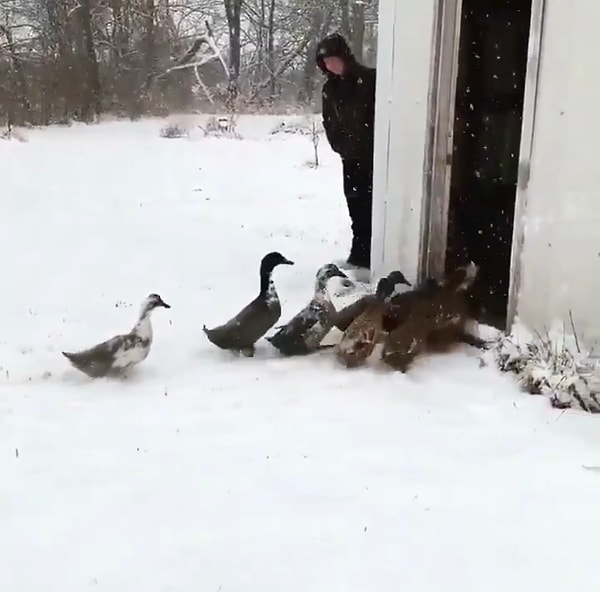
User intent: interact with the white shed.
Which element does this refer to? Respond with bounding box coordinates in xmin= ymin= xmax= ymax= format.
xmin=371 ymin=0 xmax=600 ymax=343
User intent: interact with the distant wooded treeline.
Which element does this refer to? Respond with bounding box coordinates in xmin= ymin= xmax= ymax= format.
xmin=0 ymin=0 xmax=378 ymax=126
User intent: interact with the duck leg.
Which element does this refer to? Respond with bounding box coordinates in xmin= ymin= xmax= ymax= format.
xmin=381 ymin=344 xmax=424 ymax=373
xmin=458 ymin=332 xmax=491 ymax=350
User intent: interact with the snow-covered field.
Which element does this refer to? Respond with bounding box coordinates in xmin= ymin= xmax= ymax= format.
xmin=2 ymin=115 xmax=600 ymax=592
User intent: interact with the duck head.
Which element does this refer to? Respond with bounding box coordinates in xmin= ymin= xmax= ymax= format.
xmin=314 ymin=263 xmax=352 ymax=292
xmin=385 ymin=270 xmax=412 ymax=300
xmin=259 ymin=251 xmax=294 ymax=295
xmin=260 ymin=251 xmax=294 ymax=275
xmin=386 ymin=270 xmax=411 ymax=289
xmin=141 ymin=293 xmax=171 ymax=315
xmin=374 ymin=276 xmax=395 ymax=300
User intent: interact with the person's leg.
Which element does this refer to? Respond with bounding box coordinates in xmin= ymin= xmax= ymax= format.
xmin=347 ymin=159 xmax=373 ymax=268
xmin=342 ymin=159 xmax=361 ymax=263
xmin=342 ymin=159 xmax=373 ymax=269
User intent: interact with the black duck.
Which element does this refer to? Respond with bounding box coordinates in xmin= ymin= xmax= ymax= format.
xmin=203 ymin=251 xmax=294 ymax=356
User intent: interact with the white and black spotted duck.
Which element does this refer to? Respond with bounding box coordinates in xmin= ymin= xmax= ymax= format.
xmin=203 ymin=251 xmax=294 ymax=357
xmin=62 ymin=293 xmax=171 ymax=378
xmin=266 ymin=263 xmax=353 ymax=356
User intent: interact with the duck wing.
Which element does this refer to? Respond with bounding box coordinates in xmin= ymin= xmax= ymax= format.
xmin=62 ymin=334 xmax=126 ymax=378
xmin=333 ymin=295 xmax=374 ymax=332
xmin=268 ymin=298 xmax=333 ymax=354
xmin=382 ymin=318 xmax=429 ymax=372
xmin=336 ymin=308 xmax=384 ymax=368
xmin=204 ymin=295 xmax=281 ymax=350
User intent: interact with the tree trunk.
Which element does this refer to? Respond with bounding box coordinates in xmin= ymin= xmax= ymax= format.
xmin=266 ymin=0 xmax=276 ymax=96
xmin=339 ymin=0 xmax=351 ymax=40
xmin=42 ymin=0 xmax=74 ymax=120
xmin=0 ymin=25 xmax=32 ymax=124
xmin=256 ymin=0 xmax=265 ymax=88
xmin=140 ymin=0 xmax=158 ymax=108
xmin=145 ymin=0 xmax=157 ymax=75
xmin=298 ymin=7 xmax=331 ymax=105
xmin=78 ymin=0 xmax=102 ymax=120
xmin=350 ymin=1 xmax=365 ymax=62
xmin=224 ymin=0 xmax=242 ymax=108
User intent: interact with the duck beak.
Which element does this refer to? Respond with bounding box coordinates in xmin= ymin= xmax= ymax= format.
xmin=283 ymin=258 xmax=294 ymax=265
xmin=402 ymin=278 xmax=412 ymax=287
xmin=160 ymin=300 xmax=171 ymax=309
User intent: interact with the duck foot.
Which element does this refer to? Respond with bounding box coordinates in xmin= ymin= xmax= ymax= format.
xmin=459 ymin=333 xmax=491 ymax=350
xmin=381 ymin=352 xmax=412 ymax=373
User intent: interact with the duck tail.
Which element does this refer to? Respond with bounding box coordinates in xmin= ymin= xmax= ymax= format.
xmin=62 ymin=351 xmax=80 ymax=365
xmin=446 ymin=261 xmax=478 ymax=292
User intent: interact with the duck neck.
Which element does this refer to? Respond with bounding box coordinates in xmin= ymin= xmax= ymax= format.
xmin=133 ymin=307 xmax=154 ymax=341
xmin=260 ymin=268 xmax=278 ymax=301
xmin=375 ymin=278 xmax=393 ymax=302
xmin=314 ymin=278 xmax=331 ymax=302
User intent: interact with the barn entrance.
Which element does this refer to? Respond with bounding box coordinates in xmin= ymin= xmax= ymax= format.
xmin=444 ymin=0 xmax=533 ymax=327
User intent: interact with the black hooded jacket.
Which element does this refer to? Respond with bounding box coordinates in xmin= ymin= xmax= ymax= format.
xmin=316 ymin=34 xmax=376 ymax=161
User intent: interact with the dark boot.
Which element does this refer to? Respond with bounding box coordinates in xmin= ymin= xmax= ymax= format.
xmin=347 ymin=235 xmax=371 ymax=269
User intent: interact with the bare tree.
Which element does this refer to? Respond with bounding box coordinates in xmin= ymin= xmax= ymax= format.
xmin=223 ymin=0 xmax=241 ymax=109
xmin=0 ymin=0 xmax=377 ymax=125
xmin=76 ymin=0 xmax=102 ymax=120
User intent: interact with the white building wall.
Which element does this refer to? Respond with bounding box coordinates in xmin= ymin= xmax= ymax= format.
xmin=374 ymin=0 xmax=600 ymax=343
xmin=371 ymin=0 xmax=437 ymax=283
xmin=516 ymin=0 xmax=600 ymax=343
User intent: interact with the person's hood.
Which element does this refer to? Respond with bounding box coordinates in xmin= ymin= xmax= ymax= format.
xmin=316 ymin=33 xmax=355 ymax=75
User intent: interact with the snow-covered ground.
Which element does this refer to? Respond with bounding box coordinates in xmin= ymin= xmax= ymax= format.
xmin=1 ymin=116 xmax=600 ymax=592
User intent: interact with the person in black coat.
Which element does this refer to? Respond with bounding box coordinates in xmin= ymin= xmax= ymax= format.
xmin=316 ymin=33 xmax=376 ymax=270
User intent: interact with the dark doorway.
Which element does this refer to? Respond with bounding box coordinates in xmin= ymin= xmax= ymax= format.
xmin=445 ymin=0 xmax=532 ymax=327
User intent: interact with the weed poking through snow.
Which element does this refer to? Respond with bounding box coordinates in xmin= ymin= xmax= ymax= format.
xmin=488 ymin=317 xmax=600 ymax=412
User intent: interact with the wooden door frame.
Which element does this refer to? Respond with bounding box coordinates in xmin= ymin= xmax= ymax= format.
xmin=420 ymin=0 xmax=547 ymax=332
xmin=420 ymin=0 xmax=463 ymax=282
xmin=506 ymin=0 xmax=546 ymax=330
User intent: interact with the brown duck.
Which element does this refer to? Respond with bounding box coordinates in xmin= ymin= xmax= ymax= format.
xmin=335 ymin=275 xmax=399 ymax=368
xmin=382 ymin=262 xmax=488 ymax=372
xmin=333 ymin=270 xmax=412 ymax=333
xmin=203 ymin=251 xmax=294 ymax=357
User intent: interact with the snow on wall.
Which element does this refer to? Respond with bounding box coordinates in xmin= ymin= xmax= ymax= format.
xmin=516 ymin=0 xmax=600 ymax=344
xmin=371 ymin=0 xmax=437 ymax=283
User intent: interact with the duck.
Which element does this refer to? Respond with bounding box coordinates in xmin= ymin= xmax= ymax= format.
xmin=334 ymin=270 xmax=412 ymax=333
xmin=335 ymin=275 xmax=398 ymax=368
xmin=382 ymin=262 xmax=487 ymax=372
xmin=62 ymin=293 xmax=171 ymax=378
xmin=203 ymin=251 xmax=294 ymax=357
xmin=266 ymin=263 xmax=352 ymax=356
